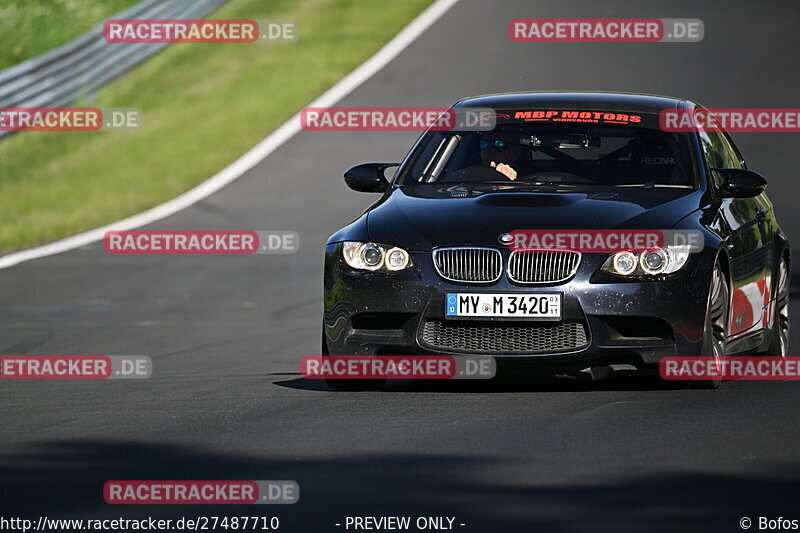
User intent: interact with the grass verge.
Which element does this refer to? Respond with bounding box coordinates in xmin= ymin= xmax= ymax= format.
xmin=0 ymin=0 xmax=140 ymax=70
xmin=0 ymin=0 xmax=433 ymax=252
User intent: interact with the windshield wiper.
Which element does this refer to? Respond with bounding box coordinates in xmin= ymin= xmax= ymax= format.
xmin=529 ymin=182 xmax=580 ymax=188
xmin=609 ymin=183 xmax=692 ymax=189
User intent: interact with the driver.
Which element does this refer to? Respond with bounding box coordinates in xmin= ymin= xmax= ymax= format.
xmin=479 ymin=131 xmax=525 ymax=180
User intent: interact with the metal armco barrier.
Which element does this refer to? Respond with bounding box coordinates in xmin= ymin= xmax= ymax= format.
xmin=0 ymin=0 xmax=229 ymax=139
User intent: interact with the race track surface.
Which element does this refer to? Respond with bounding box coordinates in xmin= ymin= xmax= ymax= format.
xmin=2 ymin=1 xmax=800 ymax=531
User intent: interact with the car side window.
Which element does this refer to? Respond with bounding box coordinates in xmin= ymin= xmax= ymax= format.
xmin=718 ymin=132 xmax=744 ymax=169
xmin=698 ymin=130 xmax=743 ymax=188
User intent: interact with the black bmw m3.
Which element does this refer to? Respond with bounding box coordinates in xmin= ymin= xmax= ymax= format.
xmin=322 ymin=92 xmax=790 ymax=389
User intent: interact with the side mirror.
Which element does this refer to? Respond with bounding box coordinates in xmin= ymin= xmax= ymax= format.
xmin=343 ymin=163 xmax=398 ymax=193
xmin=716 ymin=168 xmax=767 ymax=198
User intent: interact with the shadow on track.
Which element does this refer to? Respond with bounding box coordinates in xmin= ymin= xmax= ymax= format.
xmin=0 ymin=439 xmax=798 ymax=532
xmin=274 ymin=374 xmax=693 ymax=394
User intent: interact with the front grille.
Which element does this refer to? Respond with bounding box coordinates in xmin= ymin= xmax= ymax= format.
xmin=433 ymin=247 xmax=502 ymax=283
xmin=420 ymin=320 xmax=588 ymax=354
xmin=507 ymin=250 xmax=581 ymax=284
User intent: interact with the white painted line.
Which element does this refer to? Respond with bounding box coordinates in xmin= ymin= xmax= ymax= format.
xmin=0 ymin=0 xmax=460 ymax=270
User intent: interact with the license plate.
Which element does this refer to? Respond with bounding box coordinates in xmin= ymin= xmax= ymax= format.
xmin=445 ymin=293 xmax=562 ymax=319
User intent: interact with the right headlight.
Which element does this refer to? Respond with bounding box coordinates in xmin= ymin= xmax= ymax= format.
xmin=601 ymin=245 xmax=691 ymax=276
xmin=342 ymin=242 xmax=411 ymax=272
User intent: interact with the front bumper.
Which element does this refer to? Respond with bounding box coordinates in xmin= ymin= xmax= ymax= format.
xmin=323 ymin=243 xmax=716 ymax=369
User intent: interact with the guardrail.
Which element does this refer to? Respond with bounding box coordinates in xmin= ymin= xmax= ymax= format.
xmin=0 ymin=0 xmax=229 ymax=139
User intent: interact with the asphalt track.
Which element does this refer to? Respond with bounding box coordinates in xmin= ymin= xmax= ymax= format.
xmin=2 ymin=1 xmax=800 ymax=531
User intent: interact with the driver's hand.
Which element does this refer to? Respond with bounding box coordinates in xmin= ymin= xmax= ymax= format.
xmin=490 ymin=161 xmax=517 ymax=180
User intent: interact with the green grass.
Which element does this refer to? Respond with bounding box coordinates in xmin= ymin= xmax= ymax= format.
xmin=0 ymin=0 xmax=433 ymax=252
xmin=0 ymin=0 xmax=140 ymax=70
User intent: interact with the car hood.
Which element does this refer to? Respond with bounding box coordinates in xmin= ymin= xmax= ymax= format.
xmin=366 ymin=183 xmax=705 ymax=250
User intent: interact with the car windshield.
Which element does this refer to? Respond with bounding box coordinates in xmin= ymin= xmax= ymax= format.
xmin=397 ymin=115 xmax=696 ymax=188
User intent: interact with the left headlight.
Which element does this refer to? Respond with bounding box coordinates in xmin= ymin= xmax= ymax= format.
xmin=342 ymin=242 xmax=411 ymax=272
xmin=601 ymin=245 xmax=691 ymax=276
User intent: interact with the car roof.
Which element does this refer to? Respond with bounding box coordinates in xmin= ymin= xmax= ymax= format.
xmin=454 ymin=91 xmax=699 ymax=113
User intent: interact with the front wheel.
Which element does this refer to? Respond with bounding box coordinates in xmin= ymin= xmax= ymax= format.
xmin=692 ymin=262 xmax=729 ymax=389
xmin=765 ymin=256 xmax=790 ymax=357
xmin=321 ymin=327 xmax=385 ymax=391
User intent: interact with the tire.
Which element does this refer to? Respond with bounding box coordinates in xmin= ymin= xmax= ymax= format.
xmin=321 ymin=327 xmax=386 ymax=391
xmin=692 ymin=261 xmax=729 ymax=389
xmin=764 ymin=256 xmax=790 ymax=357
